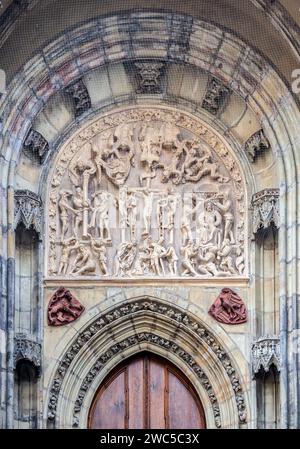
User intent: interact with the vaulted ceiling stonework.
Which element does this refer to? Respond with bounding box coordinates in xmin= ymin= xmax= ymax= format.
xmin=0 ymin=3 xmax=299 ymax=430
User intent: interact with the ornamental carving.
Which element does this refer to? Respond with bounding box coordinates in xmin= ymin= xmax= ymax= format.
xmin=202 ymin=77 xmax=230 ymax=115
xmin=65 ymin=79 xmax=91 ymax=117
xmin=23 ymin=129 xmax=49 ymax=163
xmin=208 ymin=288 xmax=247 ymax=324
xmin=252 ymin=336 xmax=280 ymax=377
xmin=134 ymin=62 xmax=164 ymax=94
xmin=48 ymin=286 xmax=85 ymax=326
xmin=47 ymin=298 xmax=247 ymax=426
xmin=245 ymin=129 xmax=270 ymax=162
xmin=251 ymin=188 xmax=279 ymax=235
xmin=14 ymin=189 xmax=43 ymax=234
xmin=47 ymin=107 xmax=247 ymax=279
xmin=14 ymin=334 xmax=41 ymax=375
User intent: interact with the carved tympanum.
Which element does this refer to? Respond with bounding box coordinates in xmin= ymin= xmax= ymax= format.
xmin=208 ymin=288 xmax=247 ymax=324
xmin=48 ymin=287 xmax=85 ymax=326
xmin=47 ymin=107 xmax=247 ymax=279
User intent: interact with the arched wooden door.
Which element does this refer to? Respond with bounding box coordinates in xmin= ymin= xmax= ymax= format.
xmin=88 ymin=352 xmax=206 ymax=429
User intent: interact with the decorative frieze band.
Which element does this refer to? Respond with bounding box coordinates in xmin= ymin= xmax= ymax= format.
xmin=14 ymin=189 xmax=43 ymax=234
xmin=251 ymin=336 xmax=280 ymax=377
xmin=23 ymin=128 xmax=49 ymax=163
xmin=14 ymin=334 xmax=42 ymax=376
xmin=251 ymin=188 xmax=279 ymax=235
xmin=202 ymin=77 xmax=230 ymax=115
xmin=245 ymin=129 xmax=270 ymax=162
xmin=65 ymin=79 xmax=91 ymax=117
xmin=47 ymin=298 xmax=247 ymax=427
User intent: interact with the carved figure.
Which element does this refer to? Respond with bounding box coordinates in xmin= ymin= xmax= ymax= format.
xmin=211 ymin=191 xmax=235 ymax=243
xmin=181 ymin=240 xmax=199 ymax=276
xmin=89 ymin=191 xmax=113 ymax=242
xmin=89 ymin=236 xmax=108 ymax=275
xmin=126 ymin=191 xmax=138 ymax=238
xmin=181 ymin=197 xmax=201 ymax=243
xmin=165 ymin=245 xmax=178 ymax=275
xmin=139 ymin=124 xmax=163 ymax=187
xmin=184 ymin=145 xmax=229 ymax=183
xmin=93 ymin=124 xmax=134 ymax=186
xmin=114 ymin=241 xmax=137 ymax=276
xmin=70 ymin=244 xmax=96 ymax=276
xmin=58 ymin=190 xmax=74 ymax=239
xmin=203 ymin=201 xmax=222 ymax=246
xmin=59 ymin=237 xmax=78 ymax=275
xmin=208 ymin=288 xmax=247 ymax=324
xmin=198 ymin=244 xmax=223 ymax=276
xmin=142 ymin=189 xmax=154 ymax=235
xmin=48 ymin=287 xmax=85 ymax=326
xmin=217 ymin=239 xmax=237 ymax=274
xmin=150 ymin=238 xmax=167 ymax=276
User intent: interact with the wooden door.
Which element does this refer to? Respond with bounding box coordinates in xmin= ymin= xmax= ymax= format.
xmin=88 ymin=352 xmax=206 ymax=429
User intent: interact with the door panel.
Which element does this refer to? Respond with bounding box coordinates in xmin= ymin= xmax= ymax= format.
xmin=88 ymin=352 xmax=206 ymax=429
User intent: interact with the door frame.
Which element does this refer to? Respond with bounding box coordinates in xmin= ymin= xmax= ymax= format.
xmin=88 ymin=351 xmax=207 ymax=429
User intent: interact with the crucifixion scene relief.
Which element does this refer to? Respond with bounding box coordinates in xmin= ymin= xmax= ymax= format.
xmin=47 ymin=108 xmax=246 ymax=279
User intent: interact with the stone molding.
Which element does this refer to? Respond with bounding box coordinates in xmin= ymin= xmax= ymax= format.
xmin=47 ymin=297 xmax=247 ymax=427
xmin=251 ymin=336 xmax=280 ymax=377
xmin=251 ymin=188 xmax=279 ymax=235
xmin=14 ymin=189 xmax=43 ymax=234
xmin=14 ymin=333 xmax=41 ymax=375
xmin=245 ymin=129 xmax=270 ymax=162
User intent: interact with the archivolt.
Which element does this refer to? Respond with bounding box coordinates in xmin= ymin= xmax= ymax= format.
xmin=46 ymin=297 xmax=248 ymax=429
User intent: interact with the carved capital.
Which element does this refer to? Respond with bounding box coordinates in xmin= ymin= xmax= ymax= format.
xmin=65 ymin=79 xmax=91 ymax=117
xmin=14 ymin=334 xmax=41 ymax=375
xmin=245 ymin=129 xmax=270 ymax=162
xmin=134 ymin=62 xmax=164 ymax=94
xmin=23 ymin=129 xmax=49 ymax=163
xmin=14 ymin=189 xmax=43 ymax=234
xmin=251 ymin=188 xmax=279 ymax=235
xmin=252 ymin=336 xmax=280 ymax=377
xmin=202 ymin=77 xmax=230 ymax=115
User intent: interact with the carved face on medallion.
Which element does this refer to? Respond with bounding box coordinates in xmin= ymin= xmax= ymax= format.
xmin=47 ymin=107 xmax=247 ymax=279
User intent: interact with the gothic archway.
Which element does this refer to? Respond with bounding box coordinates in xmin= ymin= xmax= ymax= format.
xmin=45 ymin=295 xmax=248 ymax=429
xmin=88 ymin=352 xmax=206 ymax=429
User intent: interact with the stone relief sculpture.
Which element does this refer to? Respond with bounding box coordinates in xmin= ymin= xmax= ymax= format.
xmin=48 ymin=287 xmax=85 ymax=326
xmin=47 ymin=107 xmax=247 ymax=279
xmin=208 ymin=288 xmax=247 ymax=324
